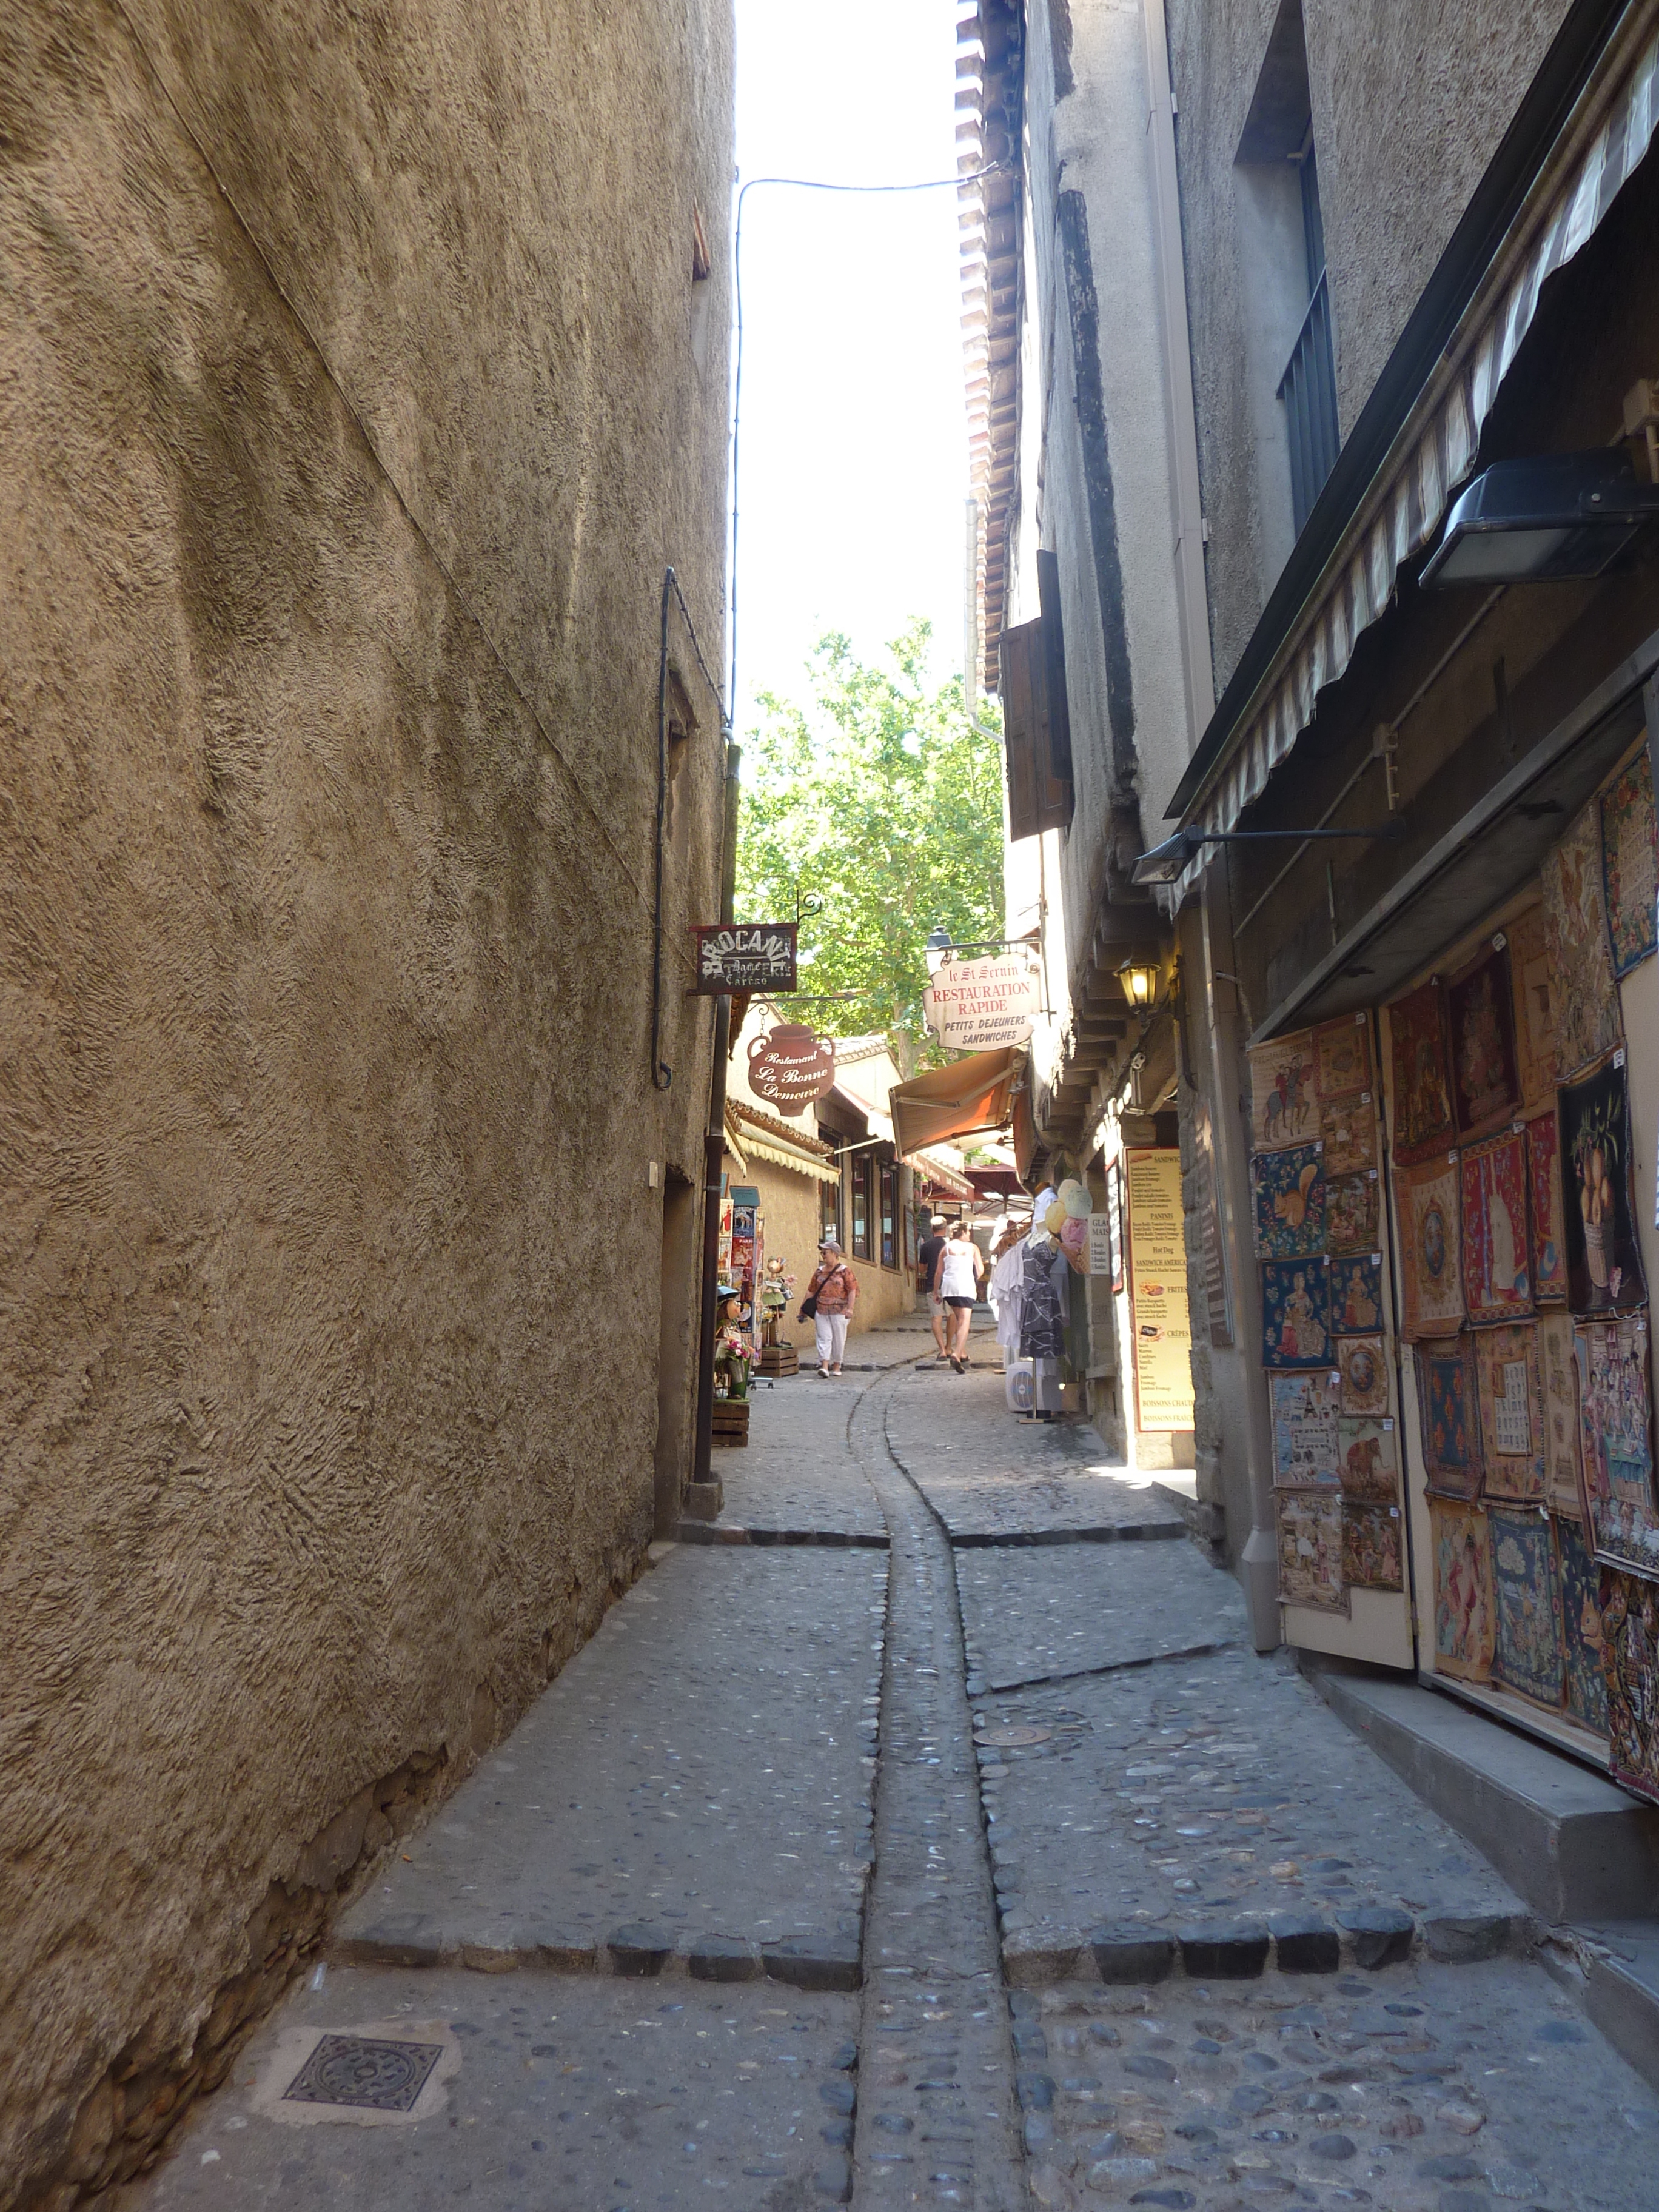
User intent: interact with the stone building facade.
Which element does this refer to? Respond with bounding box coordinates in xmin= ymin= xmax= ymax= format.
xmin=0 ymin=2 xmax=733 ymax=2201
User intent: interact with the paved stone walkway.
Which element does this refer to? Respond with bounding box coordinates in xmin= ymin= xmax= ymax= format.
xmin=124 ymin=1360 xmax=1658 ymax=2212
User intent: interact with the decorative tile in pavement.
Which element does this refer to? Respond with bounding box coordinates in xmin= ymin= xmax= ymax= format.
xmin=1013 ymin=1960 xmax=1659 ymax=2210
xmin=974 ymin=1650 xmax=1527 ymax=1984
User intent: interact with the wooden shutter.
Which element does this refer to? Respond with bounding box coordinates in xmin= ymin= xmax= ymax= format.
xmin=1000 ymin=614 xmax=1072 ymax=842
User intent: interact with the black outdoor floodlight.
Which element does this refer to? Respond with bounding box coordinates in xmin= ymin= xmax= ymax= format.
xmin=1421 ymin=449 xmax=1659 ymax=588
xmin=1131 ymin=820 xmax=1404 ymax=888
xmin=924 ymin=925 xmax=954 ymax=976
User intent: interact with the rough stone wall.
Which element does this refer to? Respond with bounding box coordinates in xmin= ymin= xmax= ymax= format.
xmin=0 ymin=0 xmax=732 ymax=2201
xmin=1165 ymin=0 xmax=1572 ymax=692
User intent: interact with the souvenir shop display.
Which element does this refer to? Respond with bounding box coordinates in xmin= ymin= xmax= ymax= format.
xmin=1397 ymin=1155 xmax=1464 ymax=1338
xmin=1524 ymin=1103 xmax=1568 ymax=1302
xmin=1603 ymin=1568 xmax=1659 ymax=1801
xmin=1325 ymin=1168 xmax=1381 ymax=1255
xmin=1473 ymin=1323 xmax=1546 ymax=1503
xmin=1275 ymin=1489 xmax=1347 ymax=1613
xmin=1541 ymin=799 xmax=1621 ymax=1078
xmin=1489 ymin=1506 xmax=1566 ymax=1709
xmin=1557 ymin=1516 xmax=1609 ymax=1735
xmin=1415 ymin=1335 xmax=1484 ymax=1500
xmin=1430 ymin=1499 xmax=1496 ymax=1681
xmin=1336 ymin=1414 xmax=1399 ymax=1503
xmin=1252 ymin=1141 xmax=1326 ymax=1259
xmin=1343 ymin=1502 xmax=1404 ymax=1590
xmin=1330 ymin=1252 xmax=1384 ymax=1336
xmin=1315 ymin=1011 xmax=1372 ymax=1100
xmin=1261 ymin=1257 xmax=1332 ymax=1369
xmin=1574 ymin=1316 xmax=1659 ymax=1577
xmin=1448 ymin=939 xmax=1520 ymax=1135
xmin=1599 ymin=746 xmax=1657 ymax=977
xmin=1336 ymin=1333 xmax=1390 ymax=1416
xmin=1459 ymin=1127 xmax=1532 ymax=1324
xmin=1388 ymin=978 xmax=1456 ymax=1164
xmin=1270 ymin=1369 xmax=1341 ymax=1487
xmin=1560 ymin=1051 xmax=1647 ymax=1316
xmin=1250 ymin=1030 xmax=1318 ymax=1151
xmin=1507 ymin=902 xmax=1557 ymax=1107
xmin=1321 ymin=1090 xmax=1379 ymax=1176
xmin=1537 ymin=1311 xmax=1582 ymax=1515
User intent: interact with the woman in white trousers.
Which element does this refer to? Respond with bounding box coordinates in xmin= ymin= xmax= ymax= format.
xmin=805 ymin=1236 xmax=858 ymax=1376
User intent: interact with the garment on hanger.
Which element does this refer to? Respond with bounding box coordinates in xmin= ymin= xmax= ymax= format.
xmin=989 ymin=1238 xmax=1027 ymax=1357
xmin=1018 ymin=1232 xmax=1070 ymax=1362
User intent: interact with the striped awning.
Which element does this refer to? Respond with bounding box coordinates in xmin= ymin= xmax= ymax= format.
xmin=1175 ymin=22 xmax=1659 ymax=900
xmin=739 ymin=1131 xmax=841 ymax=1185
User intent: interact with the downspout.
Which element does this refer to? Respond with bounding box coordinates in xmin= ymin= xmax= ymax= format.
xmin=963 ymin=497 xmax=1003 ymax=739
xmin=691 ymin=738 xmax=743 ymax=1493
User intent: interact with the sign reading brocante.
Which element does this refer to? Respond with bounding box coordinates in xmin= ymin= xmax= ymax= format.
xmin=691 ymin=923 xmax=799 ymax=993
xmin=922 ymin=953 xmax=1042 ymax=1051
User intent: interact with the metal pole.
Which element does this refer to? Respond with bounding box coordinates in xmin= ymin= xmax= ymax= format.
xmin=692 ymin=740 xmax=744 ymax=1491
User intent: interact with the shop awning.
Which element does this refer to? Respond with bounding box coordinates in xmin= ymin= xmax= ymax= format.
xmin=1168 ymin=17 xmax=1659 ymax=901
xmin=888 ymin=1047 xmax=1027 ymax=1158
xmin=909 ymin=1151 xmax=977 ymax=1201
xmin=726 ymin=1099 xmax=841 ymax=1184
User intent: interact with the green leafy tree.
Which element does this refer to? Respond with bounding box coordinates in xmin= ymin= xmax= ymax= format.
xmin=736 ymin=620 xmax=1005 ymax=1073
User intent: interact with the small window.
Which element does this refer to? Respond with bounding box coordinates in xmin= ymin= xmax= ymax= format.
xmin=880 ymin=1162 xmax=897 ymax=1269
xmin=851 ymin=1155 xmax=873 ymax=1261
xmin=820 ymin=1166 xmax=840 ymax=1247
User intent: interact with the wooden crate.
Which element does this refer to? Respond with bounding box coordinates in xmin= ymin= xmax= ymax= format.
xmin=711 ymin=1398 xmax=751 ymax=1447
xmin=758 ymin=1342 xmax=799 ymax=1378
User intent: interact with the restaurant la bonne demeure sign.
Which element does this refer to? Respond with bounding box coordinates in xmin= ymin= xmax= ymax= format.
xmin=690 ymin=923 xmax=799 ymax=993
xmin=923 ymin=952 xmax=1041 ymax=1051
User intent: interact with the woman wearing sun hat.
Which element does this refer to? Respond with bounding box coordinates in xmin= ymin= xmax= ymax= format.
xmin=803 ymin=1236 xmax=858 ymax=1376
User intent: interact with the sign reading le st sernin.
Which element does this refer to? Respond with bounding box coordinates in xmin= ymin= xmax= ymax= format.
xmin=691 ymin=922 xmax=799 ymax=993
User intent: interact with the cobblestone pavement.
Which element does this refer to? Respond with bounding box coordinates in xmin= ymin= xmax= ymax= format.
xmin=333 ymin=1547 xmax=884 ymax=1977
xmin=698 ymin=1381 xmax=889 ymax=1545
xmin=976 ymin=1652 xmax=1528 ymax=1985
xmin=1013 ymin=1960 xmax=1659 ymax=2211
xmin=884 ymin=1373 xmax=1185 ymax=1546
xmin=955 ymin=1543 xmax=1250 ymax=1696
xmin=125 ymin=1356 xmax=1658 ymax=2211
xmin=129 ymin=1968 xmax=862 ymax=2210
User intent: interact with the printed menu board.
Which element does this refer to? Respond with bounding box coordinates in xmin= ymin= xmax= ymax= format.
xmin=1126 ymin=1147 xmax=1196 ymax=1432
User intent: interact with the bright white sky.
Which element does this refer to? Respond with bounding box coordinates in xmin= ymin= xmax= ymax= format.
xmin=729 ymin=0 xmax=968 ymax=735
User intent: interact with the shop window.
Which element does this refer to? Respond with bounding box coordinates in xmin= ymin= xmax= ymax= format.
xmin=851 ymin=1155 xmax=873 ymax=1261
xmin=820 ymin=1170 xmax=840 ymax=1248
xmin=880 ymin=1161 xmax=897 ymax=1269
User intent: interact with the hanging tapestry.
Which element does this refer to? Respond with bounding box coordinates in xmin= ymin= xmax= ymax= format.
xmin=1261 ymin=1258 xmax=1332 ymax=1369
xmin=1398 ymin=1155 xmax=1464 ymax=1339
xmin=1250 ymin=1029 xmax=1318 ymax=1152
xmin=1270 ymin=1369 xmax=1341 ymax=1487
xmin=1343 ymin=1501 xmax=1404 ymax=1590
xmin=1538 ymin=1311 xmax=1583 ymax=1517
xmin=1430 ymin=1499 xmax=1496 ymax=1681
xmin=1600 ymin=745 xmax=1657 ymax=977
xmin=1489 ymin=1506 xmax=1566 ymax=1709
xmin=1603 ymin=1567 xmax=1659 ymax=1802
xmin=1541 ymin=797 xmax=1621 ymax=1079
xmin=1557 ymin=1515 xmax=1609 ymax=1735
xmin=1460 ymin=1127 xmax=1533 ymax=1324
xmin=1326 ymin=1168 xmax=1381 ymax=1255
xmin=1314 ymin=1012 xmax=1372 ymax=1102
xmin=1448 ymin=940 xmax=1520 ymax=1136
xmin=1336 ymin=1333 xmax=1390 ymax=1417
xmin=1329 ymin=1252 xmax=1384 ymax=1336
xmin=1337 ymin=1413 xmax=1399 ymax=1503
xmin=1475 ymin=1322 xmax=1546 ymax=1503
xmin=1252 ymin=1142 xmax=1326 ymax=1259
xmin=1321 ymin=1090 xmax=1378 ymax=1176
xmin=1387 ymin=978 xmax=1456 ymax=1165
xmin=1524 ymin=1104 xmax=1567 ymax=1304
xmin=1507 ymin=902 xmax=1557 ymax=1108
xmin=1416 ymin=1335 xmax=1484 ymax=1500
xmin=1275 ymin=1489 xmax=1347 ymax=1613
xmin=1560 ymin=1052 xmax=1647 ymax=1316
xmin=1575 ymin=1317 xmax=1659 ymax=1579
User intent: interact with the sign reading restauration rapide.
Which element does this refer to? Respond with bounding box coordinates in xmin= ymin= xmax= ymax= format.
xmin=922 ymin=953 xmax=1042 ymax=1051
xmin=747 ymin=1025 xmax=836 ymax=1116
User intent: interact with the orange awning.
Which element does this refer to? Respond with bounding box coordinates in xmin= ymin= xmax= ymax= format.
xmin=890 ymin=1046 xmax=1027 ymax=1159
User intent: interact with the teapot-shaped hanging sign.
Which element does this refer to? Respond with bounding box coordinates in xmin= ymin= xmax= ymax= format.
xmin=748 ymin=1024 xmax=836 ymax=1117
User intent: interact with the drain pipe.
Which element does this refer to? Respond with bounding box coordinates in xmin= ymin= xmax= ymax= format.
xmin=963 ymin=498 xmax=1002 ymax=739
xmin=691 ymin=738 xmax=744 ymax=1492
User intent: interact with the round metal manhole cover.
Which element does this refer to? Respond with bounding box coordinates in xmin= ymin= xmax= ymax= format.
xmin=281 ymin=2033 xmax=446 ymax=2113
xmin=974 ymin=1726 xmax=1051 ymax=1748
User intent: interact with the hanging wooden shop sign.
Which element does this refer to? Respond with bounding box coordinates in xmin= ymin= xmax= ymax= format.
xmin=748 ymin=1024 xmax=836 ymax=1116
xmin=923 ymin=952 xmax=1042 ymax=1050
xmin=690 ymin=922 xmax=799 ymax=993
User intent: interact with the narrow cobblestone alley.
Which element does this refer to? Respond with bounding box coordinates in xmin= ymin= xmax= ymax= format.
xmin=124 ymin=1342 xmax=1659 ymax=2212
